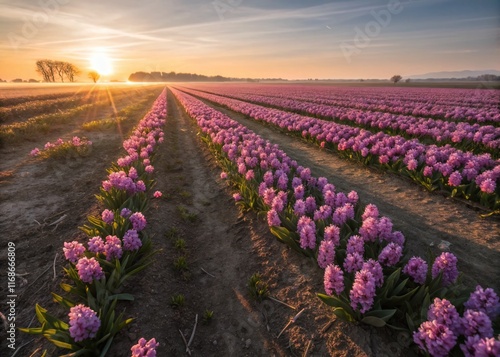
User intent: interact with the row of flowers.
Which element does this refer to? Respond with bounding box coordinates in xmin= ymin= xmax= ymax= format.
xmin=29 ymin=136 xmax=93 ymax=159
xmin=176 ymin=87 xmax=500 ymax=211
xmin=170 ymin=87 xmax=500 ymax=357
xmin=189 ymin=84 xmax=500 ymax=123
xmin=0 ymin=93 xmax=87 ymax=123
xmin=185 ymin=85 xmax=499 ymax=153
xmin=20 ymin=89 xmax=167 ymax=356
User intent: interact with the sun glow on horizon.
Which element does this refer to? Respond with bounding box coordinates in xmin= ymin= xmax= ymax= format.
xmin=89 ymin=50 xmax=114 ymax=76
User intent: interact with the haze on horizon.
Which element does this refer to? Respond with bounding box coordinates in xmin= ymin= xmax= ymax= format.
xmin=0 ymin=0 xmax=499 ymax=82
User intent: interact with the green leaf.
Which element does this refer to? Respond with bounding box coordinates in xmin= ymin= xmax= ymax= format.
xmin=331 ymin=307 xmax=355 ymax=322
xmin=410 ymin=285 xmax=428 ymax=307
xmin=270 ymin=226 xmax=309 ymax=256
xmin=41 ymin=328 xmax=58 ymax=335
xmin=18 ymin=327 xmax=44 ymax=334
xmin=100 ymin=335 xmax=114 ymax=357
xmin=420 ymin=293 xmax=430 ymax=321
xmin=86 ymin=287 xmax=98 ymax=311
xmin=380 ymin=268 xmax=401 ymax=299
xmin=35 ymin=304 xmax=48 ymax=324
xmin=60 ymin=283 xmax=77 ymax=294
xmin=52 ymin=293 xmax=75 ymax=309
xmin=95 ymin=332 xmax=112 ymax=345
xmin=361 ymin=316 xmax=387 ymax=327
xmin=46 ymin=337 xmax=75 ymax=350
xmin=34 ymin=306 xmax=69 ymax=330
xmin=391 ymin=278 xmax=409 ymax=297
xmin=384 ymin=285 xmax=419 ymax=306
xmin=406 ymin=313 xmax=416 ymax=332
xmin=364 ymin=309 xmax=397 ymax=322
xmin=120 ymin=261 xmax=153 ymax=282
xmin=317 ymin=293 xmax=353 ymax=314
xmin=386 ymin=323 xmax=411 ymax=332
xmin=122 ymin=317 xmax=134 ymax=328
xmin=280 ymin=216 xmax=297 ymax=232
xmin=429 ymin=272 xmax=443 ymax=294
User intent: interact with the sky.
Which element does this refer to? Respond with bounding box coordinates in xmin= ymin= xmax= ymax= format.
xmin=0 ymin=0 xmax=499 ymax=81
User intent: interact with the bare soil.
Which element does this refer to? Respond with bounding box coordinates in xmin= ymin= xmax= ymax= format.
xmin=0 ymin=86 xmax=498 ymax=357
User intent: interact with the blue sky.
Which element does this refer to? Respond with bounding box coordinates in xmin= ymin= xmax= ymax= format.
xmin=0 ymin=0 xmax=498 ymax=80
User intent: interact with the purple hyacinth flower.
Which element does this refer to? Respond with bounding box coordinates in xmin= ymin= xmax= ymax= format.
xmin=432 ymin=252 xmax=459 ymax=287
xmin=324 ymin=264 xmax=344 ymax=296
xmin=63 ymin=241 xmax=86 ymax=263
xmin=131 ymin=337 xmax=160 ymax=357
xmin=403 ymin=256 xmax=428 ymax=284
xmin=68 ymin=304 xmax=101 ymax=342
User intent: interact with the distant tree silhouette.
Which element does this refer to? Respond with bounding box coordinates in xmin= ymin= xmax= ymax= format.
xmin=55 ymin=61 xmax=66 ymax=82
xmin=405 ymin=78 xmax=411 ymax=83
xmin=129 ymin=71 xmax=236 ymax=82
xmin=478 ymin=74 xmax=500 ymax=81
xmin=63 ymin=63 xmax=80 ymax=82
xmin=88 ymin=71 xmax=100 ymax=83
xmin=128 ymin=70 xmax=286 ymax=83
xmin=390 ymin=75 xmax=403 ymax=83
xmin=36 ymin=59 xmax=80 ymax=82
xmin=36 ymin=60 xmax=55 ymax=82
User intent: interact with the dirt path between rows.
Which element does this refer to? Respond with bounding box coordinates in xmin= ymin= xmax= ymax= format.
xmin=185 ymin=90 xmax=500 ymax=293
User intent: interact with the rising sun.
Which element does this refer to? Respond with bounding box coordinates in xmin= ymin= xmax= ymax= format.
xmin=89 ymin=50 xmax=113 ymax=76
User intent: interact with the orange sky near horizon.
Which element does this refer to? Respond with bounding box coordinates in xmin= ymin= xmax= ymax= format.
xmin=1 ymin=0 xmax=499 ymax=82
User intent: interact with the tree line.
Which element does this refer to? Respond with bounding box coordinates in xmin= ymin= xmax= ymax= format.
xmin=36 ymin=59 xmax=80 ymax=83
xmin=128 ymin=71 xmax=285 ymax=83
xmin=128 ymin=71 xmax=232 ymax=82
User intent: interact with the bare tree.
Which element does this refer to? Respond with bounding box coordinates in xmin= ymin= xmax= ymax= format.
xmin=45 ymin=60 xmax=56 ymax=82
xmin=390 ymin=75 xmax=403 ymax=83
xmin=55 ymin=61 xmax=66 ymax=82
xmin=63 ymin=62 xmax=80 ymax=82
xmin=36 ymin=59 xmax=80 ymax=82
xmin=36 ymin=60 xmax=52 ymax=82
xmin=88 ymin=71 xmax=100 ymax=83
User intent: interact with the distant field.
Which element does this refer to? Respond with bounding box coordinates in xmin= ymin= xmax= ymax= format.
xmin=286 ymin=80 xmax=500 ymax=89
xmin=0 ymin=82 xmax=158 ymax=100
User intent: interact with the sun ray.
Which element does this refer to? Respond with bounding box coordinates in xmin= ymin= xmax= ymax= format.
xmin=104 ymin=85 xmax=124 ymax=142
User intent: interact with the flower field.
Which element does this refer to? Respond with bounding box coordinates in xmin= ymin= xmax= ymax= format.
xmin=0 ymin=84 xmax=499 ymax=356
xmin=176 ymin=84 xmax=500 ymax=210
